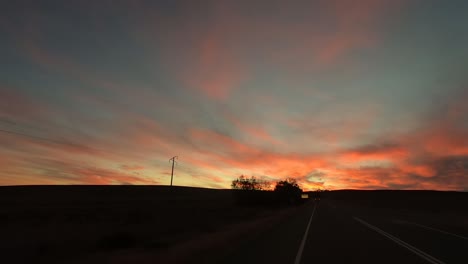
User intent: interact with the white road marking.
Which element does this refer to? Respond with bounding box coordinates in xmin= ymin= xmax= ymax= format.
xmin=354 ymin=217 xmax=446 ymax=264
xmin=397 ymin=220 xmax=468 ymax=241
xmin=294 ymin=203 xmax=317 ymax=264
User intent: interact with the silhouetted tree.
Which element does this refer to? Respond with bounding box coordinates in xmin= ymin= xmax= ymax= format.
xmin=258 ymin=180 xmax=272 ymax=191
xmin=231 ymin=175 xmax=268 ymax=191
xmin=274 ymin=178 xmax=303 ymax=204
xmin=231 ymin=176 xmax=275 ymax=206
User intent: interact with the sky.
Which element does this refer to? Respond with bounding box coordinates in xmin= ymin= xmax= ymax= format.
xmin=0 ymin=0 xmax=467 ymax=191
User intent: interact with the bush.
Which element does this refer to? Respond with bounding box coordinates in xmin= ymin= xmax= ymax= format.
xmin=274 ymin=178 xmax=303 ymax=205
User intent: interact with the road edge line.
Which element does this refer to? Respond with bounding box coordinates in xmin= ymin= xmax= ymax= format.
xmin=354 ymin=217 xmax=445 ymax=264
xmin=398 ymin=220 xmax=468 ymax=241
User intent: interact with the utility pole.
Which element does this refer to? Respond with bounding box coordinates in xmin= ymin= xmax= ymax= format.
xmin=169 ymin=156 xmax=178 ymax=186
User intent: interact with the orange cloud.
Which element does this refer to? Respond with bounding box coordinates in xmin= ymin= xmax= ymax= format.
xmin=418 ymin=107 xmax=468 ymax=157
xmin=398 ymin=92 xmax=468 ymax=157
xmin=187 ymin=128 xmax=333 ymax=183
xmin=75 ymin=167 xmax=158 ymax=185
xmin=120 ymin=165 xmax=145 ymax=171
xmin=398 ymin=163 xmax=436 ymax=178
xmin=339 ymin=143 xmax=409 ymax=164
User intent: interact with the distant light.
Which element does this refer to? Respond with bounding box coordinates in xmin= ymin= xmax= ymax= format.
xmin=301 ymin=193 xmax=309 ymax=199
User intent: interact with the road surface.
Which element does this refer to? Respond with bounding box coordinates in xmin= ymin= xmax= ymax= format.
xmin=224 ymin=199 xmax=468 ymax=264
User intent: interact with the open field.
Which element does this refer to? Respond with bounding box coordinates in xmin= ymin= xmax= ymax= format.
xmin=1 ymin=187 xmax=467 ymax=263
xmin=0 ymin=185 xmax=296 ymax=263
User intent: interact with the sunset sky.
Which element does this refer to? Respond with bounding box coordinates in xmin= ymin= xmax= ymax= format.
xmin=1 ymin=0 xmax=467 ymax=190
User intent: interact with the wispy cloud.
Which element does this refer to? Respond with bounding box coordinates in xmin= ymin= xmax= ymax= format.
xmin=1 ymin=1 xmax=466 ymax=191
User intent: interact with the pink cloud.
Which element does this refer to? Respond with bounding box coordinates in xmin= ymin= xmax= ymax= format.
xmin=0 ymin=85 xmax=48 ymax=120
xmin=189 ymin=34 xmax=245 ymax=99
xmin=223 ymin=112 xmax=280 ymax=145
xmin=313 ymin=0 xmax=400 ymax=65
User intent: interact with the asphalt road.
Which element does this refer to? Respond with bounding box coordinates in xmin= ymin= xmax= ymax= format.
xmin=224 ymin=199 xmax=468 ymax=264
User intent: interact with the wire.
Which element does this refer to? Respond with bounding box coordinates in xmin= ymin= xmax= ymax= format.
xmin=0 ymin=128 xmax=65 ymax=145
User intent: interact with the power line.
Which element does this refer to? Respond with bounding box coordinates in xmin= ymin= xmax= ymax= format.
xmin=1 ymin=128 xmax=184 ymax=185
xmin=0 ymin=128 xmax=110 ymax=155
xmin=0 ymin=128 xmax=64 ymax=145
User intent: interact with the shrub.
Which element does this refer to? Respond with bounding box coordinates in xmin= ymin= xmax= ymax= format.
xmin=274 ymin=178 xmax=303 ymax=205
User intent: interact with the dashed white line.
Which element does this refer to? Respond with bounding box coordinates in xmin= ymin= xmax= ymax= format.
xmin=354 ymin=217 xmax=446 ymax=264
xmin=294 ymin=203 xmax=317 ymax=264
